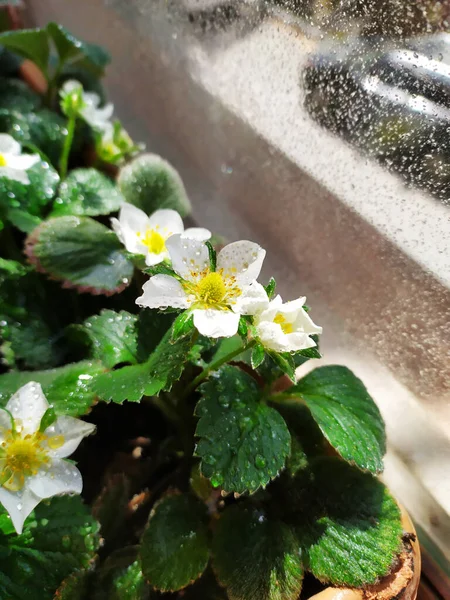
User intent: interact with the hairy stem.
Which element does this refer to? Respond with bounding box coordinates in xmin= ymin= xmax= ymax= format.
xmin=59 ymin=113 xmax=76 ymax=179
xmin=184 ymin=338 xmax=257 ymax=397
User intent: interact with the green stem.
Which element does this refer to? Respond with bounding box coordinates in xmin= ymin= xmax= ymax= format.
xmin=269 ymin=391 xmax=304 ymax=404
xmin=59 ymin=114 xmax=76 ymax=179
xmin=184 ymin=338 xmax=257 ymax=397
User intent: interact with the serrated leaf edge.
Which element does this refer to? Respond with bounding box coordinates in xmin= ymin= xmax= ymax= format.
xmin=24 ymin=220 xmax=132 ymax=296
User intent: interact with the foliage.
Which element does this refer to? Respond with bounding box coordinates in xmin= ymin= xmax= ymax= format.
xmin=0 ymin=18 xmax=405 ymax=600
xmin=0 ymin=496 xmax=100 ymax=600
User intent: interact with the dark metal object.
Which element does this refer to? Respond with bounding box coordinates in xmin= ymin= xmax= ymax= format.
xmin=303 ymin=35 xmax=450 ymax=201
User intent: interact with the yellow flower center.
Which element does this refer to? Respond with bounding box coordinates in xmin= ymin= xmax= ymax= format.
xmin=196 ymin=272 xmax=227 ymax=305
xmin=0 ymin=430 xmax=64 ymax=492
xmin=137 ymin=229 xmax=166 ymax=254
xmin=274 ymin=313 xmax=294 ymax=335
xmin=0 ymin=154 xmax=7 ymax=167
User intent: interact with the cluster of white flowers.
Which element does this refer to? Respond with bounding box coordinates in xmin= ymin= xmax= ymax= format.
xmin=0 ymin=134 xmax=40 ymax=185
xmin=0 ymin=207 xmax=320 ymax=535
xmin=0 ymin=383 xmax=95 ymax=533
xmin=117 ymin=206 xmax=322 ymax=349
xmin=60 ymin=80 xmax=133 ymax=160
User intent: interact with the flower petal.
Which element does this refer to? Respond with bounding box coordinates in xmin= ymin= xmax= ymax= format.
xmin=148 ymin=209 xmax=184 ymax=238
xmin=111 ymin=216 xmax=125 ymax=244
xmin=232 ymin=282 xmax=269 ymax=315
xmin=61 ymin=79 xmax=83 ymax=95
xmin=6 ymin=153 xmax=40 ymax=171
xmin=115 ymin=202 xmax=150 ymax=254
xmin=292 ymin=305 xmax=323 ymax=335
xmin=217 ymin=241 xmax=266 ymax=286
xmin=28 ymin=459 xmax=82 ymax=499
xmin=256 ymin=321 xmax=288 ymax=352
xmin=165 ymin=234 xmax=210 ymax=282
xmin=45 ymin=416 xmax=96 ymax=458
xmin=193 ymin=309 xmax=240 ymax=338
xmin=0 ymin=134 xmax=21 ymax=155
xmin=0 ymin=166 xmax=30 ymax=184
xmin=257 ymin=321 xmax=317 ymax=353
xmin=136 ymin=274 xmax=189 ymax=309
xmin=82 ymin=90 xmax=102 ymax=110
xmin=144 ymin=250 xmax=169 ymax=267
xmin=6 ymin=382 xmax=48 ymax=435
xmin=255 ymin=295 xmax=283 ymax=324
xmin=182 ymin=227 xmax=211 ymax=241
xmin=0 ymin=486 xmax=41 ymax=534
xmin=285 ymin=332 xmax=317 ymax=351
xmin=82 ymin=102 xmax=114 ymax=130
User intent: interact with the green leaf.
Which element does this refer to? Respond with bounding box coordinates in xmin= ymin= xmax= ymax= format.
xmin=264 ymin=277 xmax=276 ymax=299
xmin=1 ymin=316 xmax=61 ymax=368
xmin=143 ymin=262 xmax=176 ymax=277
xmin=257 ymin=341 xmax=321 ymax=386
xmin=195 ymin=365 xmax=291 ymax=493
xmin=205 ymin=240 xmax=216 ymax=271
xmin=6 ymin=109 xmax=69 ymax=168
xmin=0 ymin=360 xmax=105 ymax=416
xmin=213 ymin=505 xmax=303 ymax=600
xmin=0 ymin=271 xmax=70 ymax=369
xmin=140 ymin=494 xmax=210 ymax=592
xmin=0 ymin=77 xmax=41 ymax=112
xmin=0 ymin=28 xmax=50 ymax=75
xmin=5 ymin=210 xmax=41 ymax=233
xmin=51 ymin=168 xmax=124 ymax=217
xmin=290 ymin=458 xmax=403 ymax=587
xmin=171 ymin=310 xmax=194 ymax=342
xmin=0 ymin=495 xmax=100 ymax=600
xmin=89 ymin=363 xmax=152 ymax=404
xmin=91 ymin=327 xmax=192 ymax=403
xmin=38 ymin=406 xmax=57 ymax=432
xmin=251 ymin=342 xmax=265 ymax=369
xmin=26 ymin=216 xmax=134 ymax=295
xmin=0 ymin=159 xmax=60 ymax=229
xmin=267 ymin=351 xmax=296 ymax=382
xmin=81 ymin=310 xmax=139 ymax=368
xmin=135 ymin=310 xmax=176 ymax=362
xmin=288 ymin=366 xmax=385 ymax=473
xmin=118 ymin=153 xmax=191 ymax=217
xmin=209 ymin=335 xmax=250 ymax=366
xmin=47 ymin=23 xmax=110 ymax=76
xmin=54 ymin=569 xmax=93 ymax=600
xmin=0 ymin=258 xmax=28 ymax=276
xmin=92 ymin=548 xmax=150 ymax=600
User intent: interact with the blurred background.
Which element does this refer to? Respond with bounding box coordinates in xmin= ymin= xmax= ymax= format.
xmin=16 ymin=0 xmax=450 ymax=596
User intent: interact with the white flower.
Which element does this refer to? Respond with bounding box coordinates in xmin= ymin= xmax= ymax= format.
xmin=111 ymin=202 xmax=211 ymax=266
xmin=0 ymin=134 xmax=39 ymax=185
xmin=136 ymin=235 xmax=269 ymax=338
xmin=61 ymin=80 xmax=114 ymax=133
xmin=0 ymin=382 xmax=95 ymax=534
xmin=254 ymin=295 xmax=322 ymax=353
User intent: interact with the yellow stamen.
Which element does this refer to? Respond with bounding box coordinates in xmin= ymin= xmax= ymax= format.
xmin=274 ymin=313 xmax=294 ymax=335
xmin=0 ymin=154 xmax=7 ymax=167
xmin=137 ymin=229 xmax=166 ymax=254
xmin=0 ymin=430 xmax=64 ymax=491
xmin=196 ymin=272 xmax=227 ymax=305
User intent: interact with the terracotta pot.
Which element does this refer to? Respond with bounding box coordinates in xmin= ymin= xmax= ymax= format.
xmin=308 ymin=505 xmax=420 ymax=600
